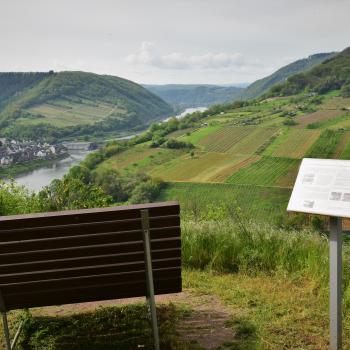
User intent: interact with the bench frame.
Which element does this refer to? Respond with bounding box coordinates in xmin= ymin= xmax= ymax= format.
xmin=0 ymin=203 xmax=181 ymax=350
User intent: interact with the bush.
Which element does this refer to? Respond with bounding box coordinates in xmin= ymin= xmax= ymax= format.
xmin=162 ymin=138 xmax=194 ymax=149
xmin=283 ymin=118 xmax=298 ymax=126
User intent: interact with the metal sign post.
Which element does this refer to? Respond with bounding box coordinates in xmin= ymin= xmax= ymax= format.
xmin=329 ymin=217 xmax=342 ymax=350
xmin=287 ymin=158 xmax=350 ymax=350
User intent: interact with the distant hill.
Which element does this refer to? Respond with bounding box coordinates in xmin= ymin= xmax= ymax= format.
xmin=0 ymin=72 xmax=50 ymax=110
xmin=144 ymin=84 xmax=244 ymax=109
xmin=267 ymin=47 xmax=350 ymax=97
xmin=0 ymin=71 xmax=173 ymax=140
xmin=241 ymin=52 xmax=337 ymax=100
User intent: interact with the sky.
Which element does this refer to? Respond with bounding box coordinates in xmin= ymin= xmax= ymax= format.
xmin=1 ymin=0 xmax=349 ymax=85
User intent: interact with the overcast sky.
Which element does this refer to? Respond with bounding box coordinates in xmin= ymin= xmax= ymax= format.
xmin=1 ymin=0 xmax=349 ymax=84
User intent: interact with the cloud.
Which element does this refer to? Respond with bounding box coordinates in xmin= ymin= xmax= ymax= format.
xmin=125 ymin=42 xmax=245 ymax=70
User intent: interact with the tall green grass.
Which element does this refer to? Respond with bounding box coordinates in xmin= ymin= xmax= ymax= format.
xmin=182 ymin=219 xmax=350 ymax=308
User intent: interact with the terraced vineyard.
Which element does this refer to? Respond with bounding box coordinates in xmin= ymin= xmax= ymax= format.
xmin=149 ymin=152 xmax=247 ymax=182
xmin=26 ymin=100 xmax=120 ymax=127
xmin=198 ymin=126 xmax=254 ymax=153
xmin=305 ymin=129 xmax=343 ymax=158
xmin=296 ymin=110 xmax=344 ymax=127
xmin=264 ymin=129 xmax=320 ymax=158
xmin=226 ymin=156 xmax=300 ymax=187
xmin=228 ymin=127 xmax=278 ymax=154
xmin=208 ymin=155 xmax=261 ymax=182
xmin=96 ymin=91 xmax=350 ymax=223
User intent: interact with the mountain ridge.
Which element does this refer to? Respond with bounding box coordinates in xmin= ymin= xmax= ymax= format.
xmin=240 ymin=52 xmax=337 ymax=100
xmin=0 ymin=71 xmax=173 ymax=140
xmin=144 ymin=84 xmax=244 ymax=109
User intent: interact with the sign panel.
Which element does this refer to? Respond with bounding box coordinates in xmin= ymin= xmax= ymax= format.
xmin=287 ymin=158 xmax=350 ymax=218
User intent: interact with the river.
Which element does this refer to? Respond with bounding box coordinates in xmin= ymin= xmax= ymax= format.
xmin=13 ymin=150 xmax=91 ymax=192
xmin=12 ymin=107 xmax=207 ymax=191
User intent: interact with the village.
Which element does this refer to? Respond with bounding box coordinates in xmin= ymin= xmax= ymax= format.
xmin=0 ymin=138 xmax=68 ymax=167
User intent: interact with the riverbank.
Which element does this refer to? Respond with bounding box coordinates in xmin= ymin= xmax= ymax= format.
xmin=0 ymin=153 xmax=69 ymax=180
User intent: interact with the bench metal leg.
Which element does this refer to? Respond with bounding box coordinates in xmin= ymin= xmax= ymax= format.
xmin=141 ymin=209 xmax=160 ymax=350
xmin=2 ymin=312 xmax=11 ymax=350
xmin=1 ymin=312 xmax=26 ymax=350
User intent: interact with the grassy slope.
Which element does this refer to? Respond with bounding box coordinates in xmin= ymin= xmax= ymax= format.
xmin=95 ymin=90 xmax=350 ymax=222
xmin=241 ymin=52 xmax=336 ymax=100
xmin=268 ymin=47 xmax=350 ymax=97
xmin=0 ymin=71 xmax=173 ymax=131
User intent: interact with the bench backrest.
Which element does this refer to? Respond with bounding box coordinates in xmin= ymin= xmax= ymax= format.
xmin=0 ymin=201 xmax=181 ymax=311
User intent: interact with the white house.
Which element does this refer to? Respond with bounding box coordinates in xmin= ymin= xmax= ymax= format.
xmin=36 ymin=151 xmax=46 ymax=158
xmin=0 ymin=157 xmax=12 ymax=166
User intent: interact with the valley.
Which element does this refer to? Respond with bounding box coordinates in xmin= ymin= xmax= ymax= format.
xmin=94 ymin=90 xmax=350 ymax=224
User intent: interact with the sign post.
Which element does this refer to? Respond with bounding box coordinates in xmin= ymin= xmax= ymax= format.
xmin=287 ymin=158 xmax=350 ymax=350
xmin=329 ymin=216 xmax=342 ymax=350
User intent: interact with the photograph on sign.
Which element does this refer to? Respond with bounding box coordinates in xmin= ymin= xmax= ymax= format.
xmin=287 ymin=158 xmax=350 ymax=218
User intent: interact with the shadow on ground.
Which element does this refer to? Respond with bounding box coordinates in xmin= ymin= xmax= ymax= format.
xmin=13 ymin=301 xmax=258 ymax=350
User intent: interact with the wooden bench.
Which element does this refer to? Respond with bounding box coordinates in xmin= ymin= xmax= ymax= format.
xmin=0 ymin=201 xmax=181 ymax=350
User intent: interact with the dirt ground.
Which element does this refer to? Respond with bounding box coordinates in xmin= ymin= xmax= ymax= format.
xmin=30 ymin=291 xmax=235 ymax=350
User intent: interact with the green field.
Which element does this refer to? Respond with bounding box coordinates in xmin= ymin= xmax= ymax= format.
xmin=226 ymin=156 xmax=300 ymax=187
xmin=23 ymin=99 xmax=123 ymax=127
xmin=296 ymin=110 xmax=344 ymax=127
xmin=149 ymin=152 xmax=251 ymax=182
xmin=179 ymin=124 xmax=221 ymax=145
xmin=157 ymin=182 xmax=291 ymax=222
xmin=98 ymin=146 xmax=186 ymax=175
xmin=263 ymin=129 xmax=320 ymax=158
xmin=94 ymin=92 xmax=350 ymax=223
xmin=198 ymin=126 xmax=255 ymax=153
xmin=305 ymin=129 xmax=343 ymax=158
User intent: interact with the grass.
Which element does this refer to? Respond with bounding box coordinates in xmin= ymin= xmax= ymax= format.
xmin=305 ymin=129 xmax=343 ymax=158
xmin=263 ymin=129 xmax=320 ymax=159
xmin=208 ymin=155 xmax=260 ymax=182
xmin=296 ymin=110 xmax=344 ymax=128
xmin=198 ymin=126 xmax=255 ymax=153
xmin=157 ymin=182 xmax=291 ymax=222
xmin=340 ymin=134 xmax=350 ymax=159
xmin=97 ymin=147 xmax=186 ymax=175
xmin=149 ymin=152 xmax=252 ymax=183
xmin=14 ymin=303 xmax=200 ymax=350
xmin=228 ymin=128 xmax=278 ymax=155
xmin=319 ymin=96 xmax=350 ymax=110
xmin=22 ymin=99 xmax=121 ymax=127
xmin=225 ymin=156 xmax=299 ymax=187
xmin=184 ymin=270 xmax=331 ymax=350
xmin=307 ymin=113 xmax=349 ymax=129
xmin=180 ymin=125 xmax=222 ymax=145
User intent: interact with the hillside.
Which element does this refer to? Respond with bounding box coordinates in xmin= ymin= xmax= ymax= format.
xmin=144 ymin=52 xmax=337 ymax=109
xmin=0 ymin=72 xmax=50 ymax=110
xmin=144 ymin=84 xmax=244 ymax=109
xmin=92 ymin=86 xmax=350 ymax=225
xmin=0 ymin=71 xmax=173 ymax=140
xmin=240 ymin=52 xmax=336 ymax=100
xmin=268 ymin=47 xmax=350 ymax=97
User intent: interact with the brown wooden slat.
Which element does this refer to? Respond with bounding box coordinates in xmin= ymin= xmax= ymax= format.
xmin=0 ymin=258 xmax=181 ymax=284
xmin=1 ymin=267 xmax=181 ymax=294
xmin=0 ymin=225 xmax=180 ymax=254
xmin=0 ymin=201 xmax=182 ymax=312
xmin=0 ymin=237 xmax=181 ymax=265
xmin=3 ymin=278 xmax=182 ymax=311
xmin=0 ymin=215 xmax=180 ymax=242
xmin=0 ymin=202 xmax=179 ymax=231
xmin=0 ymin=248 xmax=181 ymax=275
